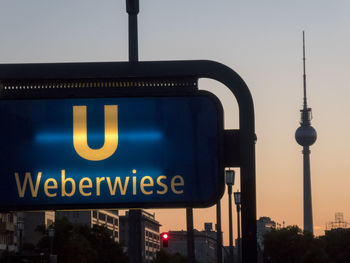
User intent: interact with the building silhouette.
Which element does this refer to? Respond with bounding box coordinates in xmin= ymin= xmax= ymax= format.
xmin=295 ymin=31 xmax=317 ymax=234
xmin=119 ymin=210 xmax=161 ymax=263
xmin=20 ymin=211 xmax=55 ymax=246
xmin=162 ymin=223 xmax=218 ymax=263
xmin=256 ymin=216 xmax=276 ymax=251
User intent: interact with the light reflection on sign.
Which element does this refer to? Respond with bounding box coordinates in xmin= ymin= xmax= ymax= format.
xmin=36 ymin=131 xmax=163 ymax=143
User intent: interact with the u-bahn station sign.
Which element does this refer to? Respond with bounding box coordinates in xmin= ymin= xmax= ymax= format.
xmin=0 ymin=93 xmax=222 ymax=210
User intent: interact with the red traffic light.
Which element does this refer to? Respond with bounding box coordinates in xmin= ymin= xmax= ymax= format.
xmin=161 ymin=232 xmax=169 ymax=247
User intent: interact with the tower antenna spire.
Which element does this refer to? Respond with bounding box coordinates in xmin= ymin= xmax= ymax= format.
xmin=303 ymin=31 xmax=307 ymax=109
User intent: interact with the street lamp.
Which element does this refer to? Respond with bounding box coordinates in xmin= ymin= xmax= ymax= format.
xmin=234 ymin=192 xmax=241 ymax=263
xmin=225 ymin=170 xmax=235 ymax=263
xmin=17 ymin=220 xmax=24 ymax=254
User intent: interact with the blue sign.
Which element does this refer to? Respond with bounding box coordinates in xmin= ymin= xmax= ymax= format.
xmin=0 ymin=94 xmax=223 ymax=210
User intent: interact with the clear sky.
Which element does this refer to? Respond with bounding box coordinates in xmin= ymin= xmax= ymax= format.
xmin=1 ymin=0 xmax=350 ymax=244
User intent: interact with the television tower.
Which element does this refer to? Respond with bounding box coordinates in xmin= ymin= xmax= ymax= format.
xmin=295 ymin=31 xmax=317 ymax=234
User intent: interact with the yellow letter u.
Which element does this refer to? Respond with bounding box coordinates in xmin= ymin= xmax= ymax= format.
xmin=73 ymin=105 xmax=118 ymax=161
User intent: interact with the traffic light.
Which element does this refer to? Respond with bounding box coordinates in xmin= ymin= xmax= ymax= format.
xmin=161 ymin=232 xmax=169 ymax=248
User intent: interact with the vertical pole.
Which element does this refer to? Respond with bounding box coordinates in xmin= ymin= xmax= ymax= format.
xmin=126 ymin=1 xmax=141 ymax=261
xmin=237 ymin=205 xmax=241 ymax=263
xmin=126 ymin=0 xmax=139 ymax=62
xmin=19 ymin=229 xmax=23 ymax=254
xmin=129 ymin=210 xmax=143 ymax=263
xmin=186 ymin=208 xmax=195 ymax=263
xmin=50 ymin=236 xmax=53 ymax=255
xmin=216 ymin=200 xmax=223 ymax=263
xmin=240 ymin=132 xmax=257 ymax=263
xmin=228 ymin=185 xmax=234 ymax=263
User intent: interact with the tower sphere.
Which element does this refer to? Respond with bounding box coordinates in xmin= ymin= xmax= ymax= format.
xmin=295 ymin=125 xmax=317 ymax=146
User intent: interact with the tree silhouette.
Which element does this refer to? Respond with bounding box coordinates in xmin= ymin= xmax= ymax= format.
xmin=321 ymin=228 xmax=350 ymax=263
xmin=36 ymin=217 xmax=128 ymax=263
xmin=151 ymin=250 xmax=190 ymax=263
xmin=263 ymin=226 xmax=327 ymax=263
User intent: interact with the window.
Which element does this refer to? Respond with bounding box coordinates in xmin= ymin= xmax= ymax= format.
xmin=47 ymin=219 xmax=54 ymax=227
xmin=99 ymin=213 xmax=105 ymax=221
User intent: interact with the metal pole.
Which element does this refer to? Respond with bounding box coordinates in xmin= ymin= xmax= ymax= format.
xmin=240 ymin=132 xmax=257 ymax=263
xmin=19 ymin=229 xmax=22 ymax=254
xmin=128 ymin=210 xmax=143 ymax=263
xmin=237 ymin=204 xmax=241 ymax=263
xmin=216 ymin=200 xmax=223 ymax=263
xmin=50 ymin=236 xmax=53 ymax=255
xmin=228 ymin=185 xmax=234 ymax=263
xmin=186 ymin=207 xmax=195 ymax=263
xmin=126 ymin=0 xmax=139 ymax=62
xmin=126 ymin=1 xmax=141 ymax=262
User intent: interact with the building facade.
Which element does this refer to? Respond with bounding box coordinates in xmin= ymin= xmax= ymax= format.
xmin=1 ymin=211 xmax=56 ymax=253
xmin=162 ymin=224 xmax=217 ymax=263
xmin=56 ymin=209 xmax=119 ymax=242
xmin=20 ymin=211 xmax=55 ymax=246
xmin=119 ymin=210 xmax=160 ymax=263
xmin=256 ymin=216 xmax=276 ymax=251
xmin=0 ymin=213 xmax=18 ymax=253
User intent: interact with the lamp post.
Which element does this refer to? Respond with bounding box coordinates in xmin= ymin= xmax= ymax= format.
xmin=17 ymin=220 xmax=24 ymax=254
xmin=225 ymin=170 xmax=235 ymax=263
xmin=234 ymin=192 xmax=241 ymax=263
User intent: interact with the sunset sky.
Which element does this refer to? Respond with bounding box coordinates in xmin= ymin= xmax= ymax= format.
xmin=1 ymin=0 xmax=350 ymax=245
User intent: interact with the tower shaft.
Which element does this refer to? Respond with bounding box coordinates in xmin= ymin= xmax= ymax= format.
xmin=303 ymin=146 xmax=313 ymax=234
